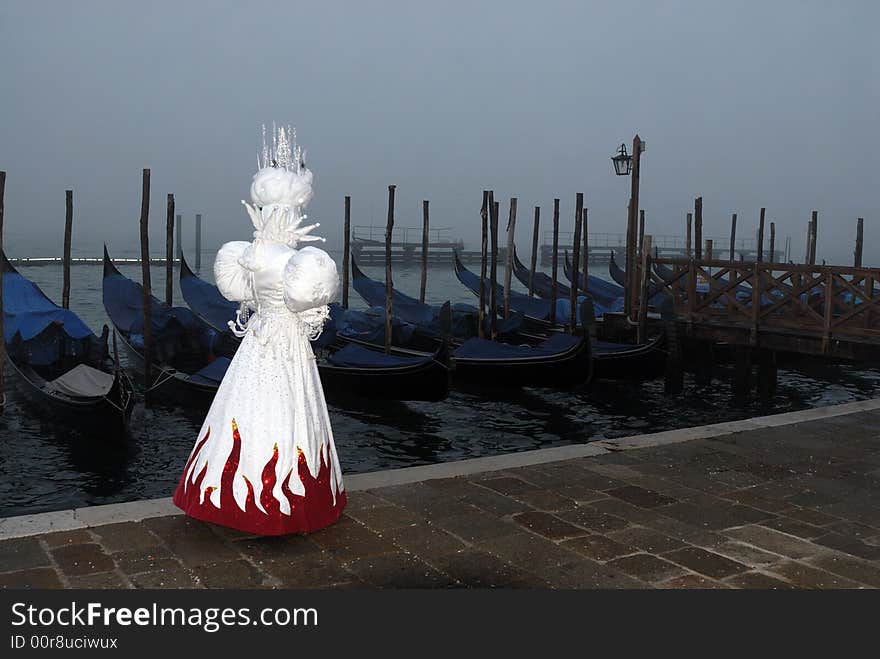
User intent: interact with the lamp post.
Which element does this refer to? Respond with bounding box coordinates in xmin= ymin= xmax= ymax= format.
xmin=612 ymin=135 xmax=645 ymax=321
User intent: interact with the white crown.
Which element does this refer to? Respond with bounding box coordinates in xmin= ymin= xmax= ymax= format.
xmin=258 ymin=123 xmax=306 ymax=173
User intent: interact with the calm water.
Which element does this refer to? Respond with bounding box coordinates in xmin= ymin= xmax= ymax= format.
xmin=2 ymin=254 xmax=879 ymax=518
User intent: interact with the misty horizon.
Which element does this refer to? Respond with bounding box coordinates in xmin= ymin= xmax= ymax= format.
xmin=1 ymin=1 xmax=876 ymax=267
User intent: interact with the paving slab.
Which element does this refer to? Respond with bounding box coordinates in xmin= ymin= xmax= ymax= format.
xmin=1 ymin=400 xmax=879 ymax=589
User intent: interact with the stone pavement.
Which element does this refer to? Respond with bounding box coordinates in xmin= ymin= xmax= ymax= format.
xmin=1 ymin=409 xmax=880 ymax=589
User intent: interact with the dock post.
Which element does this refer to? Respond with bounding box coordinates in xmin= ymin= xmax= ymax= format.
xmin=62 ymin=190 xmax=73 ymax=309
xmin=0 ymin=171 xmax=5 ymax=406
xmin=729 ymin=212 xmax=737 ymax=261
xmin=342 ymin=196 xmax=351 ymax=308
xmin=139 ymin=169 xmax=153 ymax=405
xmin=165 ymin=194 xmax=174 ymax=307
xmin=733 ymin=346 xmax=752 ymax=403
xmin=637 ymin=234 xmax=652 ymax=343
xmin=686 ymin=212 xmax=693 ymax=258
xmin=384 ymin=185 xmax=396 ymax=354
xmin=176 ymin=214 xmax=183 ymax=260
xmin=478 ymin=191 xmax=488 ymax=339
xmin=569 ymin=193 xmax=583 ymax=332
xmin=195 ymin=213 xmax=202 ymax=273
xmin=638 ymin=209 xmax=645 ymax=257
xmin=550 ymin=199 xmax=560 ymax=325
xmin=854 ymin=217 xmax=864 ymax=267
xmin=809 ymin=211 xmax=818 ymax=265
xmin=694 ymin=197 xmax=703 ymax=261
xmin=705 ymin=239 xmax=713 ymax=262
xmin=528 ymin=206 xmax=540 ymax=297
xmin=581 ymin=207 xmax=589 ymax=289
xmin=625 ymin=135 xmax=643 ymax=322
xmin=503 ymin=197 xmax=517 ymax=318
xmin=757 ymin=207 xmax=765 ymax=262
xmin=769 ymin=222 xmax=776 ymax=263
xmin=757 ymin=348 xmax=777 ymax=402
xmin=420 ymin=200 xmax=429 ymax=304
xmin=489 ymin=195 xmax=499 ymax=339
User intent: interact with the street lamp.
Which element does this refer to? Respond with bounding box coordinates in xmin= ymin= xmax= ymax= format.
xmin=613 ymin=135 xmax=645 ymax=320
xmin=611 ymin=143 xmax=632 ymax=176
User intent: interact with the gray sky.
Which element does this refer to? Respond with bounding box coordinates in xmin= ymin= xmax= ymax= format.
xmin=1 ymin=0 xmax=877 ymax=264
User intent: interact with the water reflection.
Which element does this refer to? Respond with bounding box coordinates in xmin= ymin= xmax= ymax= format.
xmin=1 ymin=262 xmax=880 ymax=517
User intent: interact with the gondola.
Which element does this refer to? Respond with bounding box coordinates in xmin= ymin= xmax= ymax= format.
xmin=603 ymin=251 xmax=669 ymax=304
xmin=452 ymin=249 xmax=563 ymax=329
xmin=520 ymin=247 xmax=624 ymax=311
xmin=103 ymin=246 xmax=233 ymax=408
xmin=183 ymin=252 xmax=593 ymax=389
xmin=351 ymin=256 xmax=524 ymax=341
xmin=177 ymin=254 xmax=450 ymax=402
xmin=3 ymin=252 xmax=134 ymax=437
xmin=451 ymin=331 xmax=593 ymax=387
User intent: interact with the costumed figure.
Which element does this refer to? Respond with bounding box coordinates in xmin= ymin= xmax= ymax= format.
xmin=173 ymin=125 xmax=346 ymax=535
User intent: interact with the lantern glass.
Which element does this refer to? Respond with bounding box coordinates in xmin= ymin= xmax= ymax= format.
xmin=611 ymin=144 xmax=632 ymax=176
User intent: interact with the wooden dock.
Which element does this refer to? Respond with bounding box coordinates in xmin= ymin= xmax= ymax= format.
xmin=647 ymin=258 xmax=880 ymax=361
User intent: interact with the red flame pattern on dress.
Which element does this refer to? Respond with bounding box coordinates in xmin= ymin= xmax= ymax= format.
xmin=173 ymin=419 xmax=346 ymax=536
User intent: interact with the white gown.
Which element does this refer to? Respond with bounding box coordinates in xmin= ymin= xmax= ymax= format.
xmin=173 ymin=235 xmax=346 ymax=536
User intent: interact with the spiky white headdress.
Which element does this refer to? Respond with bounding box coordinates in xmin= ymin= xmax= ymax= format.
xmin=242 ymin=124 xmax=323 ymax=247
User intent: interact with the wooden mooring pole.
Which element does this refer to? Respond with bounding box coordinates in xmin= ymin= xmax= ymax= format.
xmin=342 ymin=196 xmax=351 ymax=308
xmin=489 ymin=196 xmax=499 ymax=339
xmin=757 ymin=207 xmax=765 ymax=262
xmin=694 ymin=197 xmax=703 ymax=261
xmin=165 ymin=194 xmax=174 ymax=307
xmin=175 ymin=214 xmax=182 ymax=260
xmin=528 ymin=206 xmax=539 ymax=297
xmin=729 ymin=212 xmax=737 ymax=261
xmin=581 ymin=207 xmax=589 ymax=290
xmin=705 ymin=239 xmax=713 ymax=262
xmin=0 ymin=171 xmax=5 ymax=406
xmin=638 ymin=209 xmax=645 ymax=257
xmin=195 ymin=213 xmax=202 ymax=272
xmin=550 ymin=199 xmax=560 ymax=325
xmin=139 ymin=169 xmax=153 ymax=404
xmin=625 ymin=135 xmax=643 ymax=322
xmin=569 ymin=193 xmax=583 ymax=331
xmin=503 ymin=197 xmax=517 ymax=319
xmin=637 ymin=234 xmax=652 ymax=344
xmin=62 ymin=190 xmax=73 ymax=309
xmin=686 ymin=212 xmax=693 ymax=258
xmin=384 ymin=185 xmax=396 ymax=354
xmin=854 ymin=217 xmax=864 ymax=267
xmin=420 ymin=200 xmax=429 ymax=304
xmin=808 ymin=211 xmax=819 ymax=265
xmin=478 ymin=191 xmax=488 ymax=339
xmin=769 ymin=222 xmax=776 ymax=263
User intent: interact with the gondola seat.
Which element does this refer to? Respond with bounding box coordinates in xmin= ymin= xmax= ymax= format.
xmin=45 ymin=363 xmax=115 ymax=397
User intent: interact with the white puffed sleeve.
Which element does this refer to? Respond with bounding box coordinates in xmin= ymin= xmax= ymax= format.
xmin=214 ymin=241 xmax=253 ymax=302
xmin=283 ymin=246 xmax=340 ymax=312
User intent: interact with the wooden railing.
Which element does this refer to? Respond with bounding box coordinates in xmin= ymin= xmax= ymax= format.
xmin=648 ymin=258 xmax=880 ymax=353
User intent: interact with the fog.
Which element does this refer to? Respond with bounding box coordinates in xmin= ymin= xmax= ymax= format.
xmin=1 ymin=0 xmax=877 ymax=264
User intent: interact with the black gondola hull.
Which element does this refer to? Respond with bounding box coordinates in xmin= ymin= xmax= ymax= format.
xmin=593 ymin=335 xmax=666 ymax=380
xmin=113 ymin=329 xmax=219 ymax=409
xmin=452 ymin=335 xmax=593 ymax=388
xmin=5 ymin=357 xmax=134 ymax=439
